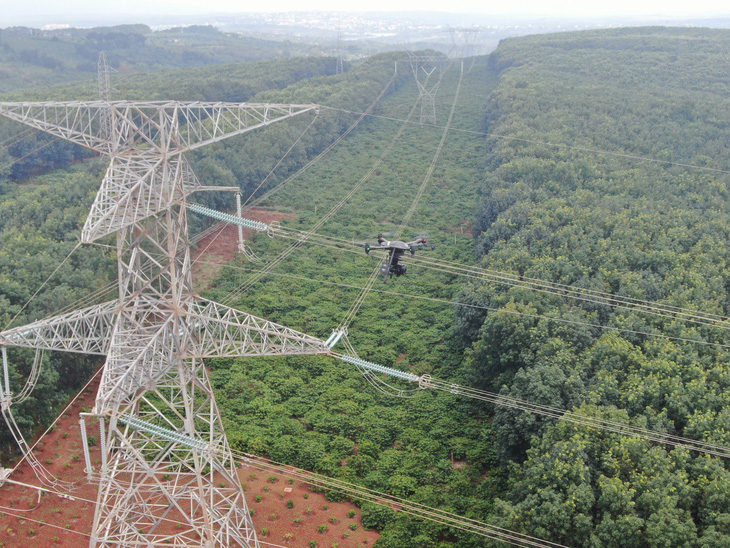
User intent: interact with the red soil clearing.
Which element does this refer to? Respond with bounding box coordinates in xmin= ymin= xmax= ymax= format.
xmin=1 ymin=206 xmax=379 ymax=546
xmin=0 ymin=375 xmax=379 ymax=547
xmin=192 ymin=208 xmax=294 ymax=290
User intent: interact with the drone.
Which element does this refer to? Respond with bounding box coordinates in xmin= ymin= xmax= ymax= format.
xmin=364 ymin=234 xmax=430 ymax=281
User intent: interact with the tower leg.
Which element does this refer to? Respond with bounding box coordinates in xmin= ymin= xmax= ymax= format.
xmin=90 ymin=357 xmax=257 ymax=547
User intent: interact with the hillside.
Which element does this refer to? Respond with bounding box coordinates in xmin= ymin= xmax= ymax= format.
xmin=1 ymin=25 xmax=730 ymax=548
xmin=0 ymin=24 xmax=324 ymax=93
xmin=461 ymin=27 xmax=730 ymax=547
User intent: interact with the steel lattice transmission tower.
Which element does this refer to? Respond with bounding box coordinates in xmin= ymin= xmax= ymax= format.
xmin=448 ymin=27 xmax=480 ymax=59
xmin=336 ymin=29 xmax=344 ymax=75
xmin=97 ymin=52 xmax=116 ymax=139
xmin=0 ymin=100 xmax=329 ymax=547
xmin=408 ymin=54 xmax=446 ymax=125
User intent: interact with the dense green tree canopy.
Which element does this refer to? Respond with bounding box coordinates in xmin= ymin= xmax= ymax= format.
xmin=3 ymin=24 xmax=730 ymax=547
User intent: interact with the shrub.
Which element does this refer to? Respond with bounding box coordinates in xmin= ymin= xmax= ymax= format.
xmin=360 ymin=502 xmax=395 ymax=530
xmin=261 ymin=528 xmax=269 ymax=536
xmin=287 ymin=500 xmax=294 ymax=509
xmin=349 ymin=523 xmax=357 ymax=531
xmin=347 ymin=510 xmax=356 ymax=518
xmin=317 ymin=524 xmax=327 ymax=533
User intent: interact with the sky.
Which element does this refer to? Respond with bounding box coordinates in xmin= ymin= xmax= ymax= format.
xmin=3 ymin=0 xmax=730 ymax=27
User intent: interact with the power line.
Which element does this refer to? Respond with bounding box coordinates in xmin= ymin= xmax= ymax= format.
xmin=203 ymin=260 xmax=730 ymax=350
xmin=318 ymin=106 xmax=730 ymax=176
xmin=2 ymin=241 xmax=81 ymax=332
xmin=339 ymin=64 xmax=464 ymax=330
xmin=221 ymin=79 xmax=417 ymax=307
xmin=234 ymin=452 xmax=567 ymax=548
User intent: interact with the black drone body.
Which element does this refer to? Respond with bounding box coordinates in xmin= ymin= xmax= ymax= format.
xmin=364 ymin=234 xmax=429 ymax=281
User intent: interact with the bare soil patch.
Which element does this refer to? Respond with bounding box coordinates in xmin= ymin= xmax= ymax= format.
xmin=0 ymin=373 xmax=101 ymax=547
xmin=242 ymin=467 xmax=379 ymax=548
xmin=192 ymin=208 xmax=295 ymax=290
xmin=0 ymin=371 xmax=379 ymax=547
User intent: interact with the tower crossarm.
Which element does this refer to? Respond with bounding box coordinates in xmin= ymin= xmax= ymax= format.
xmin=0 ymin=101 xmax=114 ymax=153
xmin=0 ymin=300 xmax=117 ymax=355
xmin=188 ymin=299 xmax=330 ymax=358
xmin=0 ymin=101 xmax=318 ymax=156
xmin=172 ymin=102 xmax=318 ymax=153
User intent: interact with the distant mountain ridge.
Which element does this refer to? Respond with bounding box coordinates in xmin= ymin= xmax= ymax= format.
xmin=0 ymin=24 xmax=324 ymax=93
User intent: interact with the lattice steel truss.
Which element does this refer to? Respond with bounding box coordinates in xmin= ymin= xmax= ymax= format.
xmin=336 ymin=29 xmax=344 ymax=75
xmin=448 ymin=27 xmax=480 ymax=59
xmin=0 ymin=100 xmax=328 ymax=547
xmin=407 ymin=55 xmax=447 ymax=125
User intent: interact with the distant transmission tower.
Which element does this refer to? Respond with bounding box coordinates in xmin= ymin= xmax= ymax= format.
xmin=336 ymin=29 xmax=344 ymax=74
xmin=0 ymin=100 xmax=328 ymax=546
xmin=97 ymin=51 xmax=115 ymax=140
xmin=408 ymin=54 xmax=445 ymax=125
xmin=448 ymin=27 xmax=480 ymax=59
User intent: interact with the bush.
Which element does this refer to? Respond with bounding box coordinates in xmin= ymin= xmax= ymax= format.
xmin=287 ymin=500 xmax=294 ymax=509
xmin=360 ymin=502 xmax=395 ymax=530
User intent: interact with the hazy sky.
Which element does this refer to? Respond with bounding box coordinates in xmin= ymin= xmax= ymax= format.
xmin=3 ymin=0 xmax=730 ymax=27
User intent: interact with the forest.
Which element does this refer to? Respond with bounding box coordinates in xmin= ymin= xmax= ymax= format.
xmin=2 ymin=24 xmax=730 ymax=547
xmin=0 ymin=24 xmax=326 ymax=92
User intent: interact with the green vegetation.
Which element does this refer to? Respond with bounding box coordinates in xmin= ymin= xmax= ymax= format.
xmin=0 ymin=24 xmax=325 ymax=93
xmin=460 ymin=28 xmax=730 ymax=546
xmin=2 ymin=22 xmax=730 ymax=548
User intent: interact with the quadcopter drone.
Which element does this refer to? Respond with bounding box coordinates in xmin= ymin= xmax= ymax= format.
xmin=364 ymin=234 xmax=430 ymax=281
